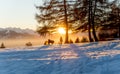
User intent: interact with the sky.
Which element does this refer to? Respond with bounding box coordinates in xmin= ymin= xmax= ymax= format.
xmin=0 ymin=0 xmax=115 ymax=30
xmin=0 ymin=0 xmax=43 ymax=30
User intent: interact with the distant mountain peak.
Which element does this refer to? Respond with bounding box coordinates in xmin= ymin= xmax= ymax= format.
xmin=0 ymin=27 xmax=39 ymax=39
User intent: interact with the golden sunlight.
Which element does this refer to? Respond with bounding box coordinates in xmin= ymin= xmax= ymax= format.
xmin=58 ymin=27 xmax=66 ymax=34
xmin=57 ymin=27 xmax=73 ymax=34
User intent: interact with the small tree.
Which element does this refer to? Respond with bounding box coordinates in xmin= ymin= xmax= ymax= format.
xmin=81 ymin=37 xmax=88 ymax=43
xmin=59 ymin=36 xmax=63 ymax=44
xmin=75 ymin=37 xmax=80 ymax=43
xmin=69 ymin=39 xmax=73 ymax=43
xmin=0 ymin=43 xmax=5 ymax=48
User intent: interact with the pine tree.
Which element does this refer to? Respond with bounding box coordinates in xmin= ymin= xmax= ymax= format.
xmin=0 ymin=43 xmax=5 ymax=48
xmin=59 ymin=36 xmax=63 ymax=44
xmin=75 ymin=0 xmax=110 ymax=42
xmin=36 ymin=0 xmax=77 ymax=43
xmin=69 ymin=39 xmax=73 ymax=43
xmin=75 ymin=37 xmax=80 ymax=43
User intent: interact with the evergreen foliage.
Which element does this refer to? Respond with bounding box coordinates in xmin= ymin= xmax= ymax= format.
xmin=81 ymin=37 xmax=88 ymax=42
xmin=75 ymin=37 xmax=80 ymax=43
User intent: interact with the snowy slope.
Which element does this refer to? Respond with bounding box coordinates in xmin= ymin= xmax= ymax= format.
xmin=0 ymin=40 xmax=120 ymax=74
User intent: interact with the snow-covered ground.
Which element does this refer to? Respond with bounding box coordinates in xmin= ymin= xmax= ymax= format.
xmin=0 ymin=40 xmax=120 ymax=74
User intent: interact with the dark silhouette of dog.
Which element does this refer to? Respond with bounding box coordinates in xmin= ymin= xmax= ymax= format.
xmin=48 ymin=39 xmax=54 ymax=45
xmin=44 ymin=39 xmax=54 ymax=45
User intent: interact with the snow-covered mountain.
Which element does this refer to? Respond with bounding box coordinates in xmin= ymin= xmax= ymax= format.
xmin=0 ymin=27 xmax=39 ymax=39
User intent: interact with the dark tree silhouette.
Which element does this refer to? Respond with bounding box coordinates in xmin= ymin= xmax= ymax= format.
xmin=59 ymin=36 xmax=63 ymax=44
xmin=99 ymin=0 xmax=120 ymax=39
xmin=75 ymin=37 xmax=80 ymax=43
xmin=0 ymin=43 xmax=5 ymax=48
xmin=36 ymin=25 xmax=55 ymax=36
xmin=36 ymin=0 xmax=78 ymax=43
xmin=35 ymin=0 xmax=119 ymax=42
xmin=75 ymin=0 xmax=110 ymax=42
xmin=69 ymin=39 xmax=73 ymax=43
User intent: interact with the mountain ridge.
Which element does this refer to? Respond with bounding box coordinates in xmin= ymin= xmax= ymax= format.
xmin=0 ymin=27 xmax=39 ymax=39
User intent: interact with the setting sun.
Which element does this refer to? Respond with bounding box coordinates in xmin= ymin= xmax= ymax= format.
xmin=58 ymin=27 xmax=73 ymax=34
xmin=58 ymin=27 xmax=66 ymax=34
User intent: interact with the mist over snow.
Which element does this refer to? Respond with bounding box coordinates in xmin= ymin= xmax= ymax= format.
xmin=0 ymin=40 xmax=120 ymax=74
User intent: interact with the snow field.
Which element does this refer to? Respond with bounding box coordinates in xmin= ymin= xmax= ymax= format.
xmin=0 ymin=40 xmax=120 ymax=74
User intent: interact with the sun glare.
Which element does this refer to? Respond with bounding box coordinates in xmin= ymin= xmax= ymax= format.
xmin=58 ymin=27 xmax=66 ymax=34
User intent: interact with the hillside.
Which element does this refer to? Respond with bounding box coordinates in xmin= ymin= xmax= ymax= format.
xmin=0 ymin=40 xmax=120 ymax=74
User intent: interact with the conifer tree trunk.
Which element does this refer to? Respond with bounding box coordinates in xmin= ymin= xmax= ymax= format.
xmin=91 ymin=0 xmax=98 ymax=42
xmin=88 ymin=0 xmax=93 ymax=42
xmin=64 ymin=0 xmax=69 ymax=43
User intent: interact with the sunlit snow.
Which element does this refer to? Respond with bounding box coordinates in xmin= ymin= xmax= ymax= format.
xmin=0 ymin=40 xmax=120 ymax=74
